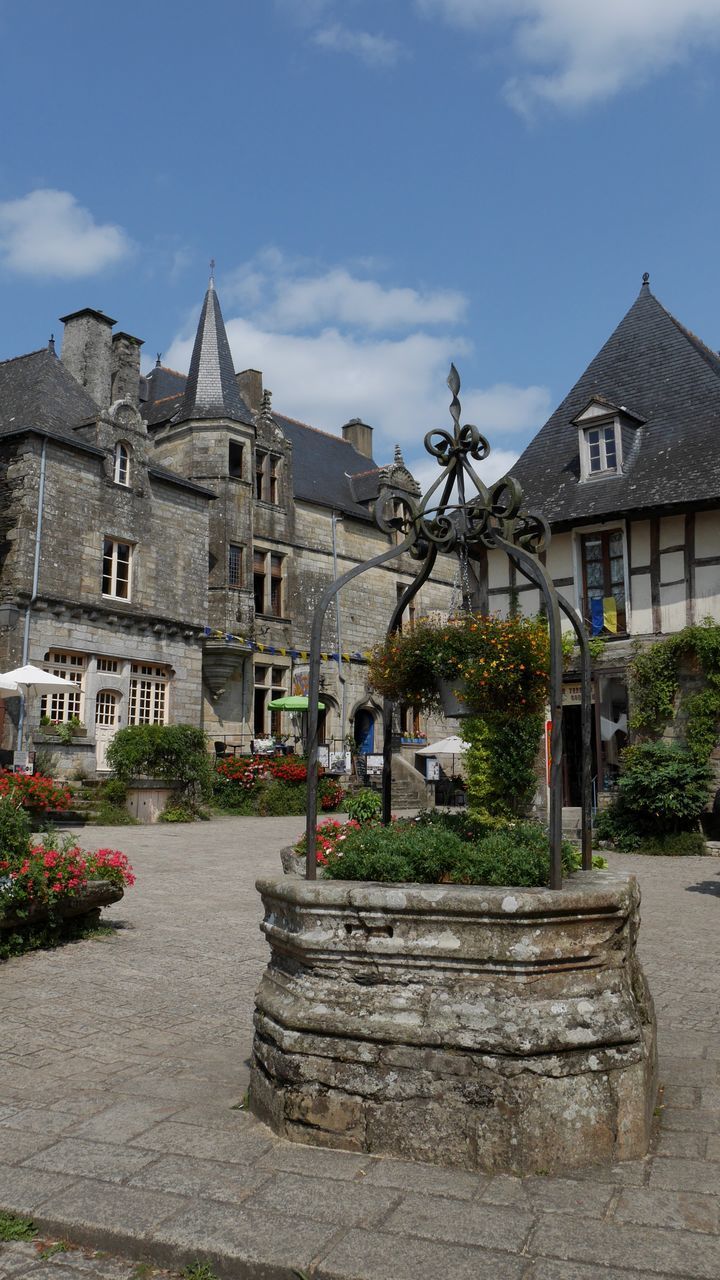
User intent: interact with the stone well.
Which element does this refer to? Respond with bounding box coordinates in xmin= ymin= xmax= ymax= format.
xmin=249 ymin=871 xmax=657 ymax=1175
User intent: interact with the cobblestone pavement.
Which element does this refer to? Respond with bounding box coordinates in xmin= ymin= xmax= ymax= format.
xmin=0 ymin=818 xmax=719 ymax=1280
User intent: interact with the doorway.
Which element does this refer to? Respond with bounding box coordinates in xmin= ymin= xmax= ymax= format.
xmin=354 ymin=708 xmax=375 ymax=755
xmin=95 ymin=691 xmax=120 ymax=772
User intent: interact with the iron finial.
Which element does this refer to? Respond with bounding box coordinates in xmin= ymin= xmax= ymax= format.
xmin=48 ymin=334 xmax=55 ymax=355
xmin=156 ymin=352 xmax=162 ymax=367
xmin=209 ymin=257 xmax=216 ymax=284
xmin=642 ymin=272 xmax=650 ymax=286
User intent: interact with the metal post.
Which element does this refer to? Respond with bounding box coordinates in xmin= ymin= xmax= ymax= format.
xmin=557 ymin=598 xmax=593 ymax=870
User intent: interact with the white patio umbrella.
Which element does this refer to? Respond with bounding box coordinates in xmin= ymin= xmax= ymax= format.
xmin=0 ymin=664 xmax=75 ymax=750
xmin=417 ymin=734 xmax=469 ymax=778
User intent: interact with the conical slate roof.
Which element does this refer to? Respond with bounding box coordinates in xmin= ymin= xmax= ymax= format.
xmin=177 ymin=279 xmax=254 ymax=425
xmin=512 ymin=278 xmax=720 ymax=526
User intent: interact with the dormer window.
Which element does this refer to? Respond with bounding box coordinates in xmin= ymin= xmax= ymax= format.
xmin=114 ymin=442 xmax=130 ymax=486
xmin=583 ymin=423 xmax=618 ymax=476
xmin=572 ymin=397 xmax=632 ymax=482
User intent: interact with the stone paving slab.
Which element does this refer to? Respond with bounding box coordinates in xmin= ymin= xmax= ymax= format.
xmin=0 ymin=818 xmax=718 ymax=1279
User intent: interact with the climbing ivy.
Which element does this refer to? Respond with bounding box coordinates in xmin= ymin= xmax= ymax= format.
xmin=629 ymin=618 xmax=720 ymax=762
xmin=463 ymin=712 xmax=544 ymax=819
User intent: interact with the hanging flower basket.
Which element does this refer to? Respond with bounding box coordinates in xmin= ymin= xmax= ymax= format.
xmin=436 ymin=677 xmax=473 ymax=718
xmin=368 ymin=614 xmax=550 ymax=718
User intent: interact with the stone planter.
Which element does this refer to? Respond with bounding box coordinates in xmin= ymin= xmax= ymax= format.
xmin=250 ymin=871 xmax=657 ymax=1175
xmin=0 ymin=879 xmax=123 ymax=933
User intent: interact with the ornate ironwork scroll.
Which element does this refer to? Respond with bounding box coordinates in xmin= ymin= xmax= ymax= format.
xmin=305 ymin=366 xmax=594 ymax=888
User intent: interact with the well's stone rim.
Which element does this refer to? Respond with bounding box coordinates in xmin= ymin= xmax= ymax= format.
xmin=260 ymin=867 xmax=636 ymax=916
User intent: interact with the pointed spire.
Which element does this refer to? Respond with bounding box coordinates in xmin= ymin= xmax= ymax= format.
xmin=177 ymin=278 xmax=250 ymax=424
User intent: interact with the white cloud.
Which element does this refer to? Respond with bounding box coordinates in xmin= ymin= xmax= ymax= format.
xmin=0 ymin=189 xmax=131 ymax=278
xmin=418 ymin=0 xmax=720 ymax=109
xmin=164 ymin=254 xmax=550 ymax=472
xmin=224 ymin=250 xmax=466 ymax=332
xmin=312 ymin=23 xmax=406 ymax=68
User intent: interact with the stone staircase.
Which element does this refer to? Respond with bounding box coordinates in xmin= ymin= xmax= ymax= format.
xmin=47 ymin=779 xmax=105 ymax=827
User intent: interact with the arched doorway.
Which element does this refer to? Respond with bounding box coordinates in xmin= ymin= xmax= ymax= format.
xmin=95 ymin=690 xmax=120 ymax=772
xmin=354 ymin=707 xmax=375 ymax=755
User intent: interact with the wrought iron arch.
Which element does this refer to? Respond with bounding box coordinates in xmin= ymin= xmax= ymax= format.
xmin=305 ymin=366 xmax=593 ymax=888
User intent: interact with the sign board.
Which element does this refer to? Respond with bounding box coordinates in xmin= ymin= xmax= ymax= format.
xmin=317 ymin=745 xmax=330 ymax=769
xmin=562 ymin=683 xmax=582 ymax=706
xmin=13 ymin=751 xmax=33 ymax=776
xmin=425 ymin=757 xmax=440 ymax=781
xmin=366 ymin=753 xmax=384 ymax=774
xmin=328 ymin=749 xmax=351 ymax=774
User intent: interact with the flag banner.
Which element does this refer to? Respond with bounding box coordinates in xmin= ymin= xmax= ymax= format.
xmin=590 ymin=598 xmax=604 ymax=636
xmin=603 ymin=597 xmax=618 ymax=634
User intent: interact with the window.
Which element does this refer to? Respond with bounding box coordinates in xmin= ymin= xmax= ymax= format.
xmin=228 ymin=440 xmax=243 ymax=479
xmin=255 ymin=449 xmax=267 ymax=500
xmin=228 ymin=544 xmax=243 ymax=588
xmin=41 ymin=650 xmax=85 ymax=722
xmin=96 ymin=657 xmax=119 ymax=673
xmin=128 ymin=662 xmax=168 ymax=724
xmin=580 ymin=530 xmax=627 ymax=634
xmin=254 ymin=450 xmax=280 ymax=503
xmin=95 ymin=690 xmax=119 ymax=726
xmin=102 ymin=538 xmax=133 ymax=599
xmin=253 ymin=550 xmax=284 ymax=616
xmin=581 ymin=423 xmax=619 ymax=478
xmin=253 ymin=663 xmax=288 ymax=736
xmin=400 ymin=704 xmax=422 ymax=739
xmin=113 ymin=442 xmax=130 ymax=486
xmin=270 ymin=554 xmax=283 ymax=616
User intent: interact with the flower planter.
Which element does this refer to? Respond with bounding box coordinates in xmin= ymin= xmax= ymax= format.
xmin=0 ymin=879 xmax=123 ymax=933
xmin=250 ymin=870 xmax=657 ymax=1175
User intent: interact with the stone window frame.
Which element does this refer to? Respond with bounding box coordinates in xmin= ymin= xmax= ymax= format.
xmin=253 ymin=661 xmax=288 ymax=737
xmin=102 ymin=537 xmax=134 ymax=601
xmin=254 ymin=449 xmax=281 ymax=504
xmin=228 ymin=543 xmax=243 ymax=589
xmin=113 ymin=441 xmax=131 ymax=487
xmin=228 ymin=439 xmax=244 ymax=480
xmin=253 ymin=548 xmax=285 ymax=618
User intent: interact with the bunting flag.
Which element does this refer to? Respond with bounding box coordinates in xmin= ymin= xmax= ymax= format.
xmin=202 ymin=626 xmax=372 ymax=663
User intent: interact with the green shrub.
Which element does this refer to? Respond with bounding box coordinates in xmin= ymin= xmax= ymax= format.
xmin=345 ymin=789 xmax=382 ymax=823
xmin=464 ymin=713 xmax=544 ymax=819
xmin=256 ymin=781 xmax=308 ymax=817
xmin=0 ymin=798 xmax=31 ymax=861
xmin=617 ymin=742 xmax=711 ymax=832
xmin=107 ymin=725 xmax=214 ymax=799
xmin=321 ymin=819 xmax=582 ymax=887
xmin=159 ymin=801 xmax=208 ymax=823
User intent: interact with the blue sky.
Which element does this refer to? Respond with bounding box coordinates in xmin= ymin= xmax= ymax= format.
xmin=1 ymin=0 xmax=720 ymax=486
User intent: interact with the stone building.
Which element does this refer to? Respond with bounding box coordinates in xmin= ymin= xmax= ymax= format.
xmin=0 ymin=279 xmax=453 ymax=775
xmin=482 ymin=275 xmax=720 ymax=807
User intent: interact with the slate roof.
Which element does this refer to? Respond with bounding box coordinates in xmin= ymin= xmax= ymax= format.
xmin=274 ymin=413 xmax=379 ymax=520
xmin=0 ymin=349 xmax=99 ymax=435
xmin=175 ymin=281 xmax=254 ymax=427
xmin=512 ymin=280 xmax=720 ymax=527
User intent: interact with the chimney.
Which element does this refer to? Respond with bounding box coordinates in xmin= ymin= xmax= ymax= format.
xmin=342 ymin=417 xmax=373 ymax=459
xmin=59 ymin=308 xmax=116 ymax=409
xmin=236 ymin=368 xmax=263 ymax=413
xmin=111 ymin=331 xmax=144 ymax=406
